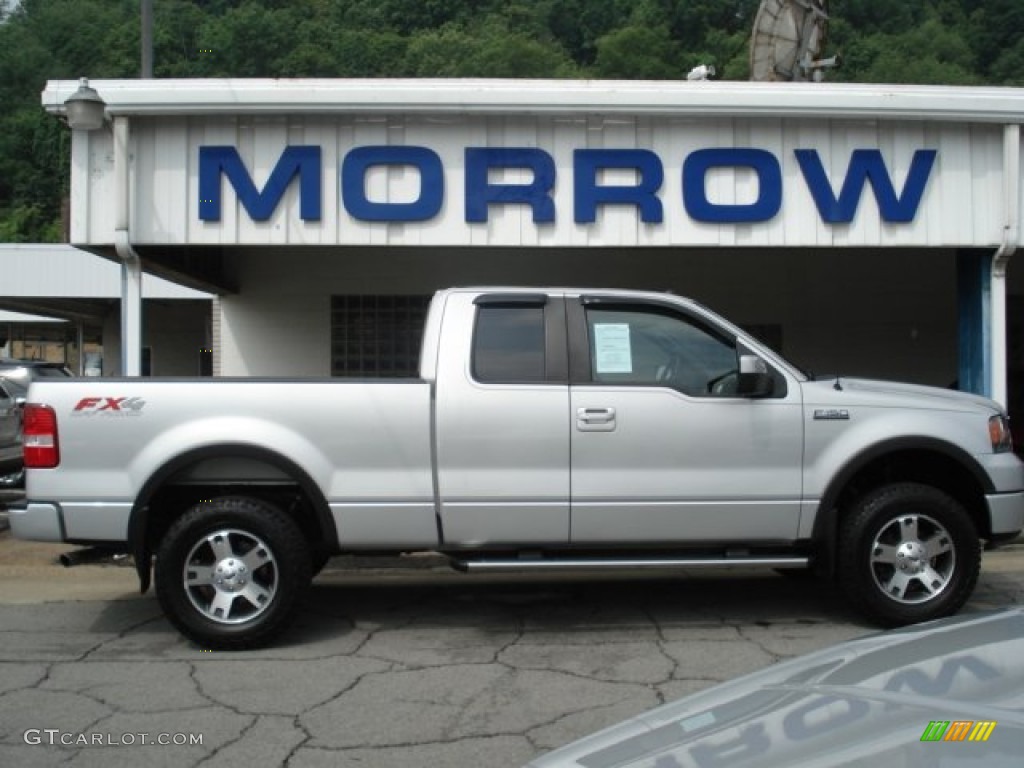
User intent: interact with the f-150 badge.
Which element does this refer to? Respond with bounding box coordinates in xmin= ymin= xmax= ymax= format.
xmin=813 ymin=408 xmax=850 ymax=420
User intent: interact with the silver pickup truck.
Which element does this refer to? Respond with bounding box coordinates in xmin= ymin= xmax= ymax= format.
xmin=10 ymin=288 xmax=1024 ymax=648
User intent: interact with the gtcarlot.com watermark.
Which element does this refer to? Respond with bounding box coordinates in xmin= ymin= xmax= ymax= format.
xmin=24 ymin=729 xmax=203 ymax=747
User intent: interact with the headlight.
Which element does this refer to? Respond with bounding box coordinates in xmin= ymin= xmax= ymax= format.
xmin=989 ymin=414 xmax=1013 ymax=453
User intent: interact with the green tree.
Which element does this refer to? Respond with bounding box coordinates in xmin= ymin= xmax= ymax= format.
xmin=404 ymin=17 xmax=577 ymax=78
xmin=593 ymin=23 xmax=684 ymax=79
xmin=0 ymin=0 xmax=1021 ymax=242
xmin=833 ymin=13 xmax=978 ymax=85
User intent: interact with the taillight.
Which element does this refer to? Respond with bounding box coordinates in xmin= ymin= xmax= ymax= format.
xmin=23 ymin=404 xmax=60 ymax=468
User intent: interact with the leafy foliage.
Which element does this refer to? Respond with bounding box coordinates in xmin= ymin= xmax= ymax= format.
xmin=0 ymin=0 xmax=1021 ymax=241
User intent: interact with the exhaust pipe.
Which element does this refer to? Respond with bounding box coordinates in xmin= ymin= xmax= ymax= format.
xmin=58 ymin=547 xmax=122 ymax=568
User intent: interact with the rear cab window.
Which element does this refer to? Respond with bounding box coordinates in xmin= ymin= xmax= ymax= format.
xmin=470 ymin=294 xmax=567 ymax=384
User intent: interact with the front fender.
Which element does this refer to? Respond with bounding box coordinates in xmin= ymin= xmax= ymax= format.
xmin=807 ymin=436 xmax=993 ymax=578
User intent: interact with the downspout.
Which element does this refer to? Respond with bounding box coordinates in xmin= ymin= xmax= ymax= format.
xmin=111 ymin=115 xmax=143 ymax=376
xmin=991 ymin=123 xmax=1020 ymax=409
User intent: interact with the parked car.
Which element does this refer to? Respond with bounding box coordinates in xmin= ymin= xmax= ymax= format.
xmin=0 ymin=360 xmax=71 ymax=486
xmin=526 ymin=606 xmax=1024 ymax=767
xmin=0 ymin=379 xmax=22 ymax=477
xmin=0 ymin=359 xmax=72 ymax=399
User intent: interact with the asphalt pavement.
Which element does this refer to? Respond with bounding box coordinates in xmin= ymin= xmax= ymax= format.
xmin=0 ymin=508 xmax=1021 ymax=768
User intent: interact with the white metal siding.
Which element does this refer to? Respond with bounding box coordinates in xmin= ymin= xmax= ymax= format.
xmin=72 ymin=114 xmax=1013 ymax=250
xmin=0 ymin=244 xmax=210 ymax=299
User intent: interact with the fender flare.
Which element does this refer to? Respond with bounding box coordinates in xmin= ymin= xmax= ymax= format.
xmin=127 ymin=443 xmax=337 ymax=592
xmin=809 ymin=436 xmax=993 ymax=572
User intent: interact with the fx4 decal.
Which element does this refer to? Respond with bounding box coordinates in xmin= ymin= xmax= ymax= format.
xmin=72 ymin=397 xmax=147 ymax=416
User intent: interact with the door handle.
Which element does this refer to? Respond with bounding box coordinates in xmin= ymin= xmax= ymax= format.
xmin=578 ymin=407 xmax=615 ymax=423
xmin=577 ymin=407 xmax=616 ymax=431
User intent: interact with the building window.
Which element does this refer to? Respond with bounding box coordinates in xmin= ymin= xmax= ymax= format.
xmin=330 ymin=295 xmax=430 ymax=378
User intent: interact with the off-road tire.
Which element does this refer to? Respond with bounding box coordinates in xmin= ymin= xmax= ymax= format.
xmin=837 ymin=482 xmax=980 ymax=627
xmin=155 ymin=496 xmax=312 ymax=650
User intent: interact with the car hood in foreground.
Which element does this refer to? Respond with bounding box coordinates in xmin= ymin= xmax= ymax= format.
xmin=527 ymin=608 xmax=1024 ymax=768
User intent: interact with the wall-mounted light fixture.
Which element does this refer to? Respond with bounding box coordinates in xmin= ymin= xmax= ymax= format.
xmin=63 ymin=78 xmax=107 ymax=131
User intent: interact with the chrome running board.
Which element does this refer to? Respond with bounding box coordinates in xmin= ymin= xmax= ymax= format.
xmin=451 ymin=554 xmax=810 ymax=573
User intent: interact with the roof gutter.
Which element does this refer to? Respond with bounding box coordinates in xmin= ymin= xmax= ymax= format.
xmin=40 ymin=78 xmax=1024 ymax=124
xmin=990 ymin=123 xmax=1020 ymax=409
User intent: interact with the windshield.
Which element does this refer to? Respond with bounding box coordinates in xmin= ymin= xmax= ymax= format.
xmin=0 ymin=377 xmax=27 ymax=398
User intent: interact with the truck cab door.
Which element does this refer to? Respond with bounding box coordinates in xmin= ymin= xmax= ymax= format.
xmin=434 ymin=292 xmax=570 ymax=547
xmin=568 ymin=296 xmax=804 ymax=545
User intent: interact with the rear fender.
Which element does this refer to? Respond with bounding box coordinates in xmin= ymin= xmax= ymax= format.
xmin=128 ymin=444 xmax=335 ymax=592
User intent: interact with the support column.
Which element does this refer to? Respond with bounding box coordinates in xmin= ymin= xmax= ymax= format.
xmin=992 ymin=123 xmax=1021 ymax=410
xmin=75 ymin=322 xmax=85 ymax=376
xmin=112 ymin=114 xmax=143 ymax=377
xmin=957 ymin=249 xmax=992 ymax=397
xmin=120 ymin=251 xmax=143 ymax=376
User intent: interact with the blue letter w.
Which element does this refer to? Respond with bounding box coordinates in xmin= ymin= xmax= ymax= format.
xmin=199 ymin=146 xmax=322 ymax=221
xmin=795 ymin=148 xmax=936 ymax=224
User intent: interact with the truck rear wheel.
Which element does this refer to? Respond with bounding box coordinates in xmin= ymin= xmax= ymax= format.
xmin=837 ymin=482 xmax=980 ymax=627
xmin=155 ymin=496 xmax=312 ymax=649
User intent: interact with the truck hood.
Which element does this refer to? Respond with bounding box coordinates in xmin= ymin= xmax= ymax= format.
xmin=526 ymin=608 xmax=1024 ymax=768
xmin=802 ymin=376 xmax=1002 ymax=414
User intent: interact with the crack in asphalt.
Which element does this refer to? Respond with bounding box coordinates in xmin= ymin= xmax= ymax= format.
xmin=192 ymin=709 xmax=259 ymax=765
xmin=10 ymin=555 xmax=1022 ymax=767
xmin=644 ymin=604 xmax=683 ymax=705
xmin=734 ymin=624 xmax=786 ymax=665
xmin=281 ymin=715 xmax=314 ymax=767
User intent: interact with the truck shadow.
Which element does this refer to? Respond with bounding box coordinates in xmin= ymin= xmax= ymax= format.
xmin=291 ymin=570 xmax=865 ymax=645
xmin=81 ymin=565 xmax=1020 ymax=653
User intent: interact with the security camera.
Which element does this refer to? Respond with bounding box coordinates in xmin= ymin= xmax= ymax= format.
xmin=687 ymin=64 xmax=716 ymax=81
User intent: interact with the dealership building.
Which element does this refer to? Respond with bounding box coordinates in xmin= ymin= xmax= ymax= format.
xmin=0 ymin=243 xmax=211 ymax=376
xmin=31 ymin=78 xmax=1024 ymax=416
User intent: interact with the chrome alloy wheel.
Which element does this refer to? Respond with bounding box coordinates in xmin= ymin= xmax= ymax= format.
xmin=182 ymin=528 xmax=278 ymax=624
xmin=869 ymin=513 xmax=955 ymax=604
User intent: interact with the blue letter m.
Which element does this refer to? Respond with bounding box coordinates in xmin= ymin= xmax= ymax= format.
xmin=199 ymin=146 xmax=322 ymax=221
xmin=796 ymin=148 xmax=936 ymax=224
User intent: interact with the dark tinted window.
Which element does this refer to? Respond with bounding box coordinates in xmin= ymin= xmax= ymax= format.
xmin=473 ymin=306 xmax=546 ymax=383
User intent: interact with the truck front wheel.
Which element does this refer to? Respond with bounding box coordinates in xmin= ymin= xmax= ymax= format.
xmin=155 ymin=496 xmax=312 ymax=649
xmin=837 ymin=482 xmax=980 ymax=627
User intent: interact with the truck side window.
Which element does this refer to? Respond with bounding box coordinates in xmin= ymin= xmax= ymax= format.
xmin=472 ymin=306 xmax=546 ymax=383
xmin=586 ymin=307 xmax=738 ymax=397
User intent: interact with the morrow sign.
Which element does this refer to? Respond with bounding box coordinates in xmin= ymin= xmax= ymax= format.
xmin=198 ymin=145 xmax=937 ymax=226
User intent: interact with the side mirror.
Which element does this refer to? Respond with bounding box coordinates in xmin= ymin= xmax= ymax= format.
xmin=15 ymin=397 xmax=26 ymax=408
xmin=737 ymin=355 xmax=774 ymax=397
